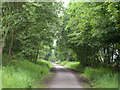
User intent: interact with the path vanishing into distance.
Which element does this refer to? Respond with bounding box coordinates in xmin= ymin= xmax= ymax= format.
xmin=46 ymin=63 xmax=84 ymax=88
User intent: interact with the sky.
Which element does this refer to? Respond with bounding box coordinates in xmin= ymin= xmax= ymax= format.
xmin=62 ymin=0 xmax=70 ymax=7
xmin=53 ymin=39 xmax=57 ymax=46
xmin=57 ymin=0 xmax=70 ymax=7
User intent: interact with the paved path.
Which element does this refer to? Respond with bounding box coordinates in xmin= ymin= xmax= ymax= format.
xmin=47 ymin=63 xmax=83 ymax=88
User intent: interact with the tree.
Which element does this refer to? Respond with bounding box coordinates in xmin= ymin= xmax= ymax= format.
xmin=56 ymin=1 xmax=120 ymax=70
xmin=2 ymin=2 xmax=63 ymax=65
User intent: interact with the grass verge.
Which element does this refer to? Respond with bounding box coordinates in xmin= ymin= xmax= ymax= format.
xmin=57 ymin=61 xmax=118 ymax=88
xmin=2 ymin=59 xmax=52 ymax=88
xmin=0 ymin=68 xmax=2 ymax=89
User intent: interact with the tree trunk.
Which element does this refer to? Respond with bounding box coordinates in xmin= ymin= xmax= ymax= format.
xmin=35 ymin=50 xmax=39 ymax=63
xmin=2 ymin=30 xmax=8 ymax=53
xmin=0 ymin=45 xmax=2 ymax=59
xmin=107 ymin=47 xmax=110 ymax=65
xmin=7 ymin=30 xmax=14 ymax=65
xmin=112 ymin=44 xmax=114 ymax=62
xmin=30 ymin=55 xmax=32 ymax=62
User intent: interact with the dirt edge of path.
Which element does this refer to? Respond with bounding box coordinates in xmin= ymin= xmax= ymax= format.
xmin=40 ymin=68 xmax=56 ymax=88
xmin=66 ymin=68 xmax=94 ymax=88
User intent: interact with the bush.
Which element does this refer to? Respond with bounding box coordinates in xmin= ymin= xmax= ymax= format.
xmin=59 ymin=61 xmax=85 ymax=73
xmin=12 ymin=53 xmax=24 ymax=61
xmin=36 ymin=59 xmax=53 ymax=68
xmin=2 ymin=54 xmax=8 ymax=66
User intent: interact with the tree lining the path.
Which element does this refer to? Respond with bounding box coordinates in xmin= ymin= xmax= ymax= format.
xmin=55 ymin=2 xmax=120 ymax=70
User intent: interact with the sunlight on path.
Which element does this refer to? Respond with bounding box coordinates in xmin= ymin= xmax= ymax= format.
xmin=52 ymin=63 xmax=66 ymax=69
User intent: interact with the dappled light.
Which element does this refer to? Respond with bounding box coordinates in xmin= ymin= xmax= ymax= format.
xmin=1 ymin=1 xmax=119 ymax=89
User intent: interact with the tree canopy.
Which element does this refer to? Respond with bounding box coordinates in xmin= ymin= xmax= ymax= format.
xmin=2 ymin=2 xmax=63 ymax=64
xmin=1 ymin=1 xmax=120 ymax=70
xmin=56 ymin=2 xmax=120 ymax=70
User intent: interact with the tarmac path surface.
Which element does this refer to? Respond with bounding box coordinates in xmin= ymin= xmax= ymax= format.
xmin=47 ymin=63 xmax=84 ymax=88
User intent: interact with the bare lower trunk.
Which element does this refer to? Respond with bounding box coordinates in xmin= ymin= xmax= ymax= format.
xmin=0 ymin=45 xmax=2 ymax=59
xmin=30 ymin=55 xmax=32 ymax=62
xmin=112 ymin=44 xmax=114 ymax=61
xmin=7 ymin=30 xmax=14 ymax=65
xmin=2 ymin=30 xmax=8 ymax=53
xmin=35 ymin=50 xmax=39 ymax=63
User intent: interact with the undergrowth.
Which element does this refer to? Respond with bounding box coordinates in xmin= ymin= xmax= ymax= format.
xmin=83 ymin=67 xmax=118 ymax=88
xmin=0 ymin=68 xmax=2 ymax=89
xmin=58 ymin=61 xmax=118 ymax=88
xmin=2 ymin=59 xmax=52 ymax=88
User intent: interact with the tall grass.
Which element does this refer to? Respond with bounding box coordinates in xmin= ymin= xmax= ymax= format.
xmin=83 ymin=67 xmax=118 ymax=88
xmin=58 ymin=61 xmax=118 ymax=88
xmin=0 ymin=68 xmax=2 ymax=89
xmin=2 ymin=59 xmax=52 ymax=88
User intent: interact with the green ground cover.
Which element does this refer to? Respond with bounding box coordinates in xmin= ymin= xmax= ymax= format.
xmin=57 ymin=61 xmax=118 ymax=88
xmin=2 ymin=59 xmax=52 ymax=88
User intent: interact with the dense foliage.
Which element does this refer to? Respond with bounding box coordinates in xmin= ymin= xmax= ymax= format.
xmin=2 ymin=2 xmax=63 ymax=65
xmin=1 ymin=1 xmax=119 ymax=89
xmin=56 ymin=2 xmax=120 ymax=70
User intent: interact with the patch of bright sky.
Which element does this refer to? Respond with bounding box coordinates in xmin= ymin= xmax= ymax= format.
xmin=53 ymin=39 xmax=57 ymax=46
xmin=57 ymin=0 xmax=70 ymax=7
